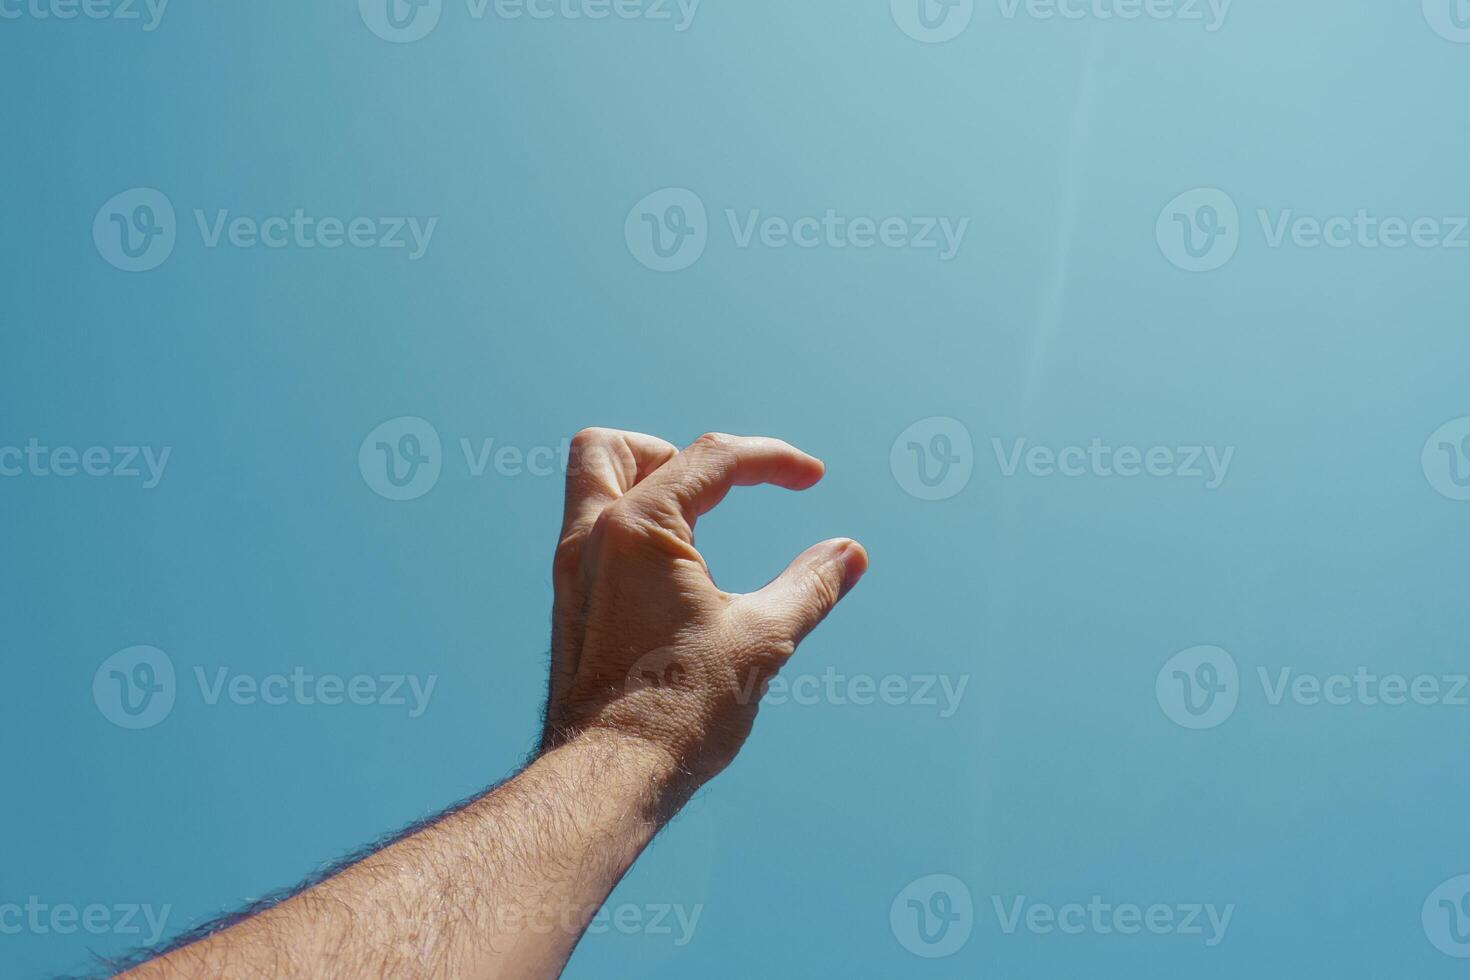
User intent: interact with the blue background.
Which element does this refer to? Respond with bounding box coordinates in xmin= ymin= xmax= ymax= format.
xmin=4 ymin=1 xmax=1470 ymax=976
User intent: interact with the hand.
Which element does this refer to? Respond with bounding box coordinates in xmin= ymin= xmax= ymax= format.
xmin=120 ymin=427 xmax=866 ymax=980
xmin=541 ymin=429 xmax=868 ymax=799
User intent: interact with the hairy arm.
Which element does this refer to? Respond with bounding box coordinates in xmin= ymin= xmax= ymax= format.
xmin=118 ymin=429 xmax=867 ymax=979
xmin=123 ymin=733 xmax=680 ymax=979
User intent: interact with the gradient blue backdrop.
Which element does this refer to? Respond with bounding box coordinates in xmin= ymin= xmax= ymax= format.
xmin=4 ymin=1 xmax=1470 ymax=976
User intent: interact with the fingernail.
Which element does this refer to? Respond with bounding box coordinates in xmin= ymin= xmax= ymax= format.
xmin=835 ymin=539 xmax=869 ymax=597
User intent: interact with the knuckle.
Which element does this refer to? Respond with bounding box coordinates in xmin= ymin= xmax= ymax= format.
xmin=591 ymin=504 xmax=653 ymax=547
xmin=551 ymin=537 xmax=584 ymax=578
xmin=761 ymin=635 xmax=798 ymax=663
xmin=694 ymin=431 xmax=733 ymax=452
xmin=568 ymin=428 xmax=614 ymax=472
xmin=805 ymin=566 xmax=844 ymax=615
xmin=570 ymin=427 xmax=613 ymax=450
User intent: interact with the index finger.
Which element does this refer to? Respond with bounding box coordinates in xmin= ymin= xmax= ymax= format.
xmin=621 ymin=432 xmax=825 ymax=542
xmin=559 ymin=427 xmax=679 ymax=543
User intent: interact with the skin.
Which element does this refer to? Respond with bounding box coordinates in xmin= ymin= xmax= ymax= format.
xmin=121 ymin=429 xmax=868 ymax=979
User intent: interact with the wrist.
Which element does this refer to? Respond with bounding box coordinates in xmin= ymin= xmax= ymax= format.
xmin=538 ymin=726 xmax=694 ymax=826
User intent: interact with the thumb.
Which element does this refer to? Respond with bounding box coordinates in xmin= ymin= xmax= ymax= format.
xmin=746 ymin=538 xmax=869 ymax=645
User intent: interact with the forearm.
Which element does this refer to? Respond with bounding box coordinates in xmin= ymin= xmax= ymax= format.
xmin=125 ymin=733 xmax=681 ymax=980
